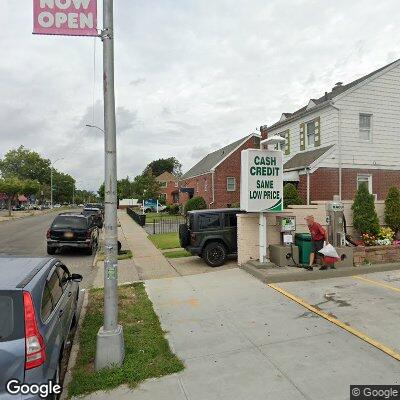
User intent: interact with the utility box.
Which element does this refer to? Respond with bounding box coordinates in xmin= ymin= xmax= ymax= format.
xmin=269 ymin=244 xmax=299 ymax=267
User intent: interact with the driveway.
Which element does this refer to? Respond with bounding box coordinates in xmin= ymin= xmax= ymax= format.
xmin=81 ymin=268 xmax=400 ymax=400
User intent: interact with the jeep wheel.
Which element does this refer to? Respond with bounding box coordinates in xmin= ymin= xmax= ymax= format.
xmin=203 ymin=242 xmax=227 ymax=267
xmin=179 ymin=223 xmax=190 ymax=247
xmin=47 ymin=246 xmax=56 ymax=255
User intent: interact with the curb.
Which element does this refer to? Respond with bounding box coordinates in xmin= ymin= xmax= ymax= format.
xmin=241 ymin=261 xmax=400 ymax=284
xmin=61 ymin=289 xmax=89 ymax=400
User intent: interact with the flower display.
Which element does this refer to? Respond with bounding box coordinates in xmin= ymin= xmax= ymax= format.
xmin=377 ymin=227 xmax=395 ymax=242
xmin=361 ymin=233 xmax=377 ymax=246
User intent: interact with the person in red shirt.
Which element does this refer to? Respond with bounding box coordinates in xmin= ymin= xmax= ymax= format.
xmin=305 ymin=215 xmax=329 ymax=270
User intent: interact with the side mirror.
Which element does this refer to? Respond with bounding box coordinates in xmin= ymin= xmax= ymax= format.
xmin=70 ymin=273 xmax=83 ymax=283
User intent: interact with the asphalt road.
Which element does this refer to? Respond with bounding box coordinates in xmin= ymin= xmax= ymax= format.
xmin=0 ymin=210 xmax=97 ymax=288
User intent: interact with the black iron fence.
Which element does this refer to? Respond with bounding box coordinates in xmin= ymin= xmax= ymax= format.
xmin=146 ymin=217 xmax=186 ymax=235
xmin=126 ymin=207 xmax=146 ymax=227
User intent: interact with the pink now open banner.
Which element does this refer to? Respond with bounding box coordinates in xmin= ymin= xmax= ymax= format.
xmin=33 ymin=0 xmax=98 ymax=36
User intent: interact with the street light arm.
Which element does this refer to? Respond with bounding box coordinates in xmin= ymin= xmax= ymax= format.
xmin=86 ymin=124 xmax=105 ymax=134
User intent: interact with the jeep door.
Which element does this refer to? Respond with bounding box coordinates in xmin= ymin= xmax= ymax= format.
xmin=223 ymin=213 xmax=238 ymax=253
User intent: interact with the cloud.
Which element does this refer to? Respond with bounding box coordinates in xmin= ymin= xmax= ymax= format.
xmin=1 ymin=0 xmax=400 ymax=191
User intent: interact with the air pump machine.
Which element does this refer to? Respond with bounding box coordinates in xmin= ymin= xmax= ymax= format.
xmin=269 ymin=215 xmax=299 ymax=267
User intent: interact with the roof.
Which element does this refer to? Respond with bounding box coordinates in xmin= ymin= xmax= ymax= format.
xmin=181 ymin=134 xmax=258 ymax=180
xmin=268 ymin=59 xmax=400 ymax=131
xmin=283 ymin=145 xmax=334 ymax=170
xmin=156 ymin=171 xmax=177 ymax=182
xmin=0 ymin=257 xmax=50 ymax=289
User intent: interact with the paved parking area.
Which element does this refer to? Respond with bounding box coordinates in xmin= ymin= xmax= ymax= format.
xmin=81 ymin=268 xmax=400 ymax=400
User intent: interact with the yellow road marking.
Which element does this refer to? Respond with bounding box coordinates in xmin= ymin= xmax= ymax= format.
xmin=268 ymin=283 xmax=400 ymax=362
xmin=353 ymin=275 xmax=400 ymax=293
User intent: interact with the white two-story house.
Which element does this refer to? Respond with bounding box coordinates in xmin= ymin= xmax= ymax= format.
xmin=260 ymin=59 xmax=400 ymax=204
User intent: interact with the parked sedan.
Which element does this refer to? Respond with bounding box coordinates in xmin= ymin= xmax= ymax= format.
xmin=0 ymin=257 xmax=82 ymax=400
xmin=47 ymin=213 xmax=99 ymax=255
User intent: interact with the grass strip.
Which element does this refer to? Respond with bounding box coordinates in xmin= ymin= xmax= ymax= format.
xmin=68 ymin=283 xmax=184 ymax=397
xmin=149 ymin=232 xmax=180 ymax=250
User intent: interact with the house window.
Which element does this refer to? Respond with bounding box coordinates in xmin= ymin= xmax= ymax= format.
xmin=253 ymin=136 xmax=261 ymax=147
xmin=227 ymin=177 xmax=236 ymax=192
xmin=159 ymin=181 xmax=167 ymax=188
xmin=159 ymin=193 xmax=167 ymax=202
xmin=359 ymin=114 xmax=372 ymax=140
xmin=306 ymin=121 xmax=315 ymax=147
xmin=357 ymin=174 xmax=372 ymax=193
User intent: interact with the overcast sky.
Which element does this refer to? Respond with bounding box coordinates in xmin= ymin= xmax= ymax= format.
xmin=1 ymin=1 xmax=399 ymax=191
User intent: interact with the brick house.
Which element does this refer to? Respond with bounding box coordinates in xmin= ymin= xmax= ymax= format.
xmin=179 ymin=134 xmax=261 ymax=208
xmin=156 ymin=171 xmax=179 ymax=204
xmin=261 ymin=59 xmax=400 ymax=203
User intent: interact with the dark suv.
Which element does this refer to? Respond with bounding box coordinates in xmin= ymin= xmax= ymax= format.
xmin=0 ymin=257 xmax=82 ymax=400
xmin=47 ymin=213 xmax=99 ymax=255
xmin=179 ymin=208 xmax=244 ymax=267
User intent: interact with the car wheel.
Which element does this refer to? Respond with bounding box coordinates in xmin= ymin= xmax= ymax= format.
xmin=47 ymin=246 xmax=56 ymax=255
xmin=203 ymin=242 xmax=227 ymax=267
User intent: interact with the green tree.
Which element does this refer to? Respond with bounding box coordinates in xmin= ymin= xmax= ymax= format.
xmin=0 ymin=177 xmax=40 ymax=216
xmin=352 ymin=182 xmax=380 ymax=235
xmin=144 ymin=157 xmax=182 ymax=177
xmin=132 ymin=172 xmax=161 ymax=202
xmin=98 ymin=183 xmax=105 ymax=200
xmin=52 ymin=171 xmax=75 ymax=204
xmin=184 ymin=196 xmax=207 ymax=215
xmin=0 ymin=146 xmax=51 ymax=184
xmin=118 ymin=176 xmax=134 ymax=200
xmin=384 ymin=186 xmax=400 ymax=234
xmin=283 ymin=183 xmax=303 ymax=208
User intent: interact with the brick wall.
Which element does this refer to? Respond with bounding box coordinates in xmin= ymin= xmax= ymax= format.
xmin=298 ymin=167 xmax=400 ymax=202
xmin=353 ymin=245 xmax=400 ymax=266
xmin=160 ymin=180 xmax=179 ymax=205
xmin=179 ymin=173 xmax=213 ymax=206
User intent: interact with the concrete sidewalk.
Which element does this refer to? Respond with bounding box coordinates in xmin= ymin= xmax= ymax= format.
xmin=78 ymin=268 xmax=399 ymax=400
xmin=117 ymin=210 xmax=179 ymax=280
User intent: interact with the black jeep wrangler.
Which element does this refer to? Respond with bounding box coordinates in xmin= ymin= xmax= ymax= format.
xmin=179 ymin=208 xmax=245 ymax=267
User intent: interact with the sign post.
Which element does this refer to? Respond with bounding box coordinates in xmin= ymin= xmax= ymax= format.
xmin=240 ymin=149 xmax=283 ymax=262
xmin=94 ymin=0 xmax=124 ymax=370
xmin=33 ymin=0 xmax=124 ymax=370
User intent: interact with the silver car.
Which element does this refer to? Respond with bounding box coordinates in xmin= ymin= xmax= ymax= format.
xmin=0 ymin=257 xmax=82 ymax=399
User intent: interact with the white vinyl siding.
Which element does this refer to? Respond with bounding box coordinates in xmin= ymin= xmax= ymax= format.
xmin=335 ymin=63 xmax=400 ymax=170
xmin=268 ymin=107 xmax=338 ymax=166
xmin=227 ymin=177 xmax=236 ymax=192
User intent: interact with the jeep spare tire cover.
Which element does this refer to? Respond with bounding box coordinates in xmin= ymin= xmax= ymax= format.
xmin=179 ymin=223 xmax=190 ymax=247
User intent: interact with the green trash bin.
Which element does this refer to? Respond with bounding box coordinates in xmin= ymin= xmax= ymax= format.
xmin=295 ymin=233 xmax=313 ymax=265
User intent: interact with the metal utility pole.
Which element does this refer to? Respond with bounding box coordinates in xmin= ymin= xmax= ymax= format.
xmin=50 ymin=168 xmax=53 ymax=209
xmin=95 ymin=0 xmax=125 ymax=371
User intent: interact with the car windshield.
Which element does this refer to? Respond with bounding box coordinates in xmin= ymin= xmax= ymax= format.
xmin=52 ymin=216 xmax=87 ymax=229
xmin=83 ymin=209 xmax=99 ymax=216
xmin=0 ymin=292 xmax=23 ymax=342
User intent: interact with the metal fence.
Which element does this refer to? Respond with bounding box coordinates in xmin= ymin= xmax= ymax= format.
xmin=145 ymin=217 xmax=186 ymax=235
xmin=126 ymin=207 xmax=146 ymax=227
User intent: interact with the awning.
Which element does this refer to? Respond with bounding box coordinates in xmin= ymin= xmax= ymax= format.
xmin=180 ymin=188 xmax=194 ymax=195
xmin=283 ymin=170 xmax=299 ymax=182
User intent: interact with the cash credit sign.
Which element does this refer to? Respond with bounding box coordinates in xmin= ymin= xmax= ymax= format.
xmin=240 ymin=149 xmax=283 ymax=212
xmin=33 ymin=0 xmax=98 ymax=36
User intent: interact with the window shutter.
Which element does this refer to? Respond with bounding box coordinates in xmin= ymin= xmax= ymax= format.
xmin=284 ymin=130 xmax=290 ymax=155
xmin=314 ymin=116 xmax=321 ymax=147
xmin=299 ymin=123 xmax=305 ymax=151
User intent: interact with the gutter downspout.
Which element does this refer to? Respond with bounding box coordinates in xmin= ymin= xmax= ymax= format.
xmin=305 ymin=167 xmax=311 ymax=205
xmin=330 ymin=102 xmax=342 ymax=200
xmin=209 ymin=168 xmax=215 ymax=209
